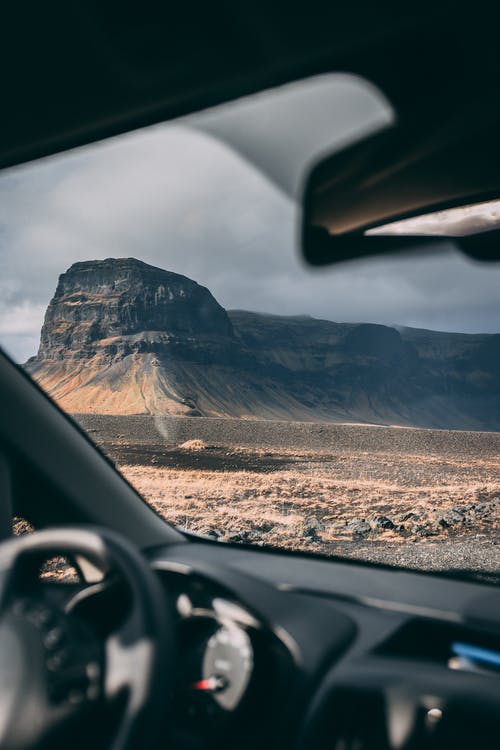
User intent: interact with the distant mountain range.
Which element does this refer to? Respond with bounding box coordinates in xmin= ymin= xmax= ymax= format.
xmin=25 ymin=258 xmax=500 ymax=430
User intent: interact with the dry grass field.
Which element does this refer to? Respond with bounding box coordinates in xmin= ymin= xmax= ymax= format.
xmin=77 ymin=415 xmax=500 ymax=575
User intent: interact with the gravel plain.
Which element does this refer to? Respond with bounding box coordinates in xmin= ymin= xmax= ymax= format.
xmin=76 ymin=414 xmax=500 ymax=459
xmin=75 ymin=414 xmax=500 ymax=578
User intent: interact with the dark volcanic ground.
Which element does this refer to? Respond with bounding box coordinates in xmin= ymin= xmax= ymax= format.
xmin=75 ymin=414 xmax=500 ymax=461
xmin=104 ymin=442 xmax=293 ymax=473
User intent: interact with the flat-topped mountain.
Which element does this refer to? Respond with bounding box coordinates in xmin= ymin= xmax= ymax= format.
xmin=26 ymin=258 xmax=500 ymax=430
xmin=37 ymin=258 xmax=233 ymax=359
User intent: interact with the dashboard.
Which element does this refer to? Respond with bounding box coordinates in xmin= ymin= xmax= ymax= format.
xmin=150 ymin=542 xmax=500 ymax=750
xmin=58 ymin=540 xmax=500 ymax=750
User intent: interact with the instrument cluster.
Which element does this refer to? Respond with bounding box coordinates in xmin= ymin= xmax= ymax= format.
xmin=156 ymin=566 xmax=294 ymax=750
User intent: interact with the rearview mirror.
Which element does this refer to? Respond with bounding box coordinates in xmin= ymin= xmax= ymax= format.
xmin=301 ymin=122 xmax=500 ymax=265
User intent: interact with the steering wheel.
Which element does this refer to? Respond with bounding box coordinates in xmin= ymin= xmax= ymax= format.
xmin=0 ymin=527 xmax=174 ymax=750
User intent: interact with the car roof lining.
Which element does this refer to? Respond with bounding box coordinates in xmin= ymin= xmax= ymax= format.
xmin=2 ymin=1 xmax=498 ymax=172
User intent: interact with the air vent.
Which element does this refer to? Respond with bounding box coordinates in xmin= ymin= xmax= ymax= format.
xmin=376 ymin=619 xmax=500 ymax=675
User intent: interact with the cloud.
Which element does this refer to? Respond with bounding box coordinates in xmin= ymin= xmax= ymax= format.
xmin=0 ymin=301 xmax=46 ymax=362
xmin=0 ymin=302 xmax=46 ymax=335
xmin=0 ymin=75 xmax=499 ymax=363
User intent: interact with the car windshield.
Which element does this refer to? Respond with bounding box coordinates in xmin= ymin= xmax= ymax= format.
xmin=1 ymin=75 xmax=499 ymax=578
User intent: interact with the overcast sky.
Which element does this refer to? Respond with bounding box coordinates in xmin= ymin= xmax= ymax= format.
xmin=0 ymin=74 xmax=499 ymax=363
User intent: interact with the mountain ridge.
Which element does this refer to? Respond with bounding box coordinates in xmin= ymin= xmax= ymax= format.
xmin=25 ymin=258 xmax=500 ymax=430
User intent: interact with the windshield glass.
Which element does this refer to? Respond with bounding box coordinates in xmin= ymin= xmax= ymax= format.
xmin=1 ymin=75 xmax=499 ymax=578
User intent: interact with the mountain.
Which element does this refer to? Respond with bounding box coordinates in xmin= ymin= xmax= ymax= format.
xmin=25 ymin=258 xmax=500 ymax=430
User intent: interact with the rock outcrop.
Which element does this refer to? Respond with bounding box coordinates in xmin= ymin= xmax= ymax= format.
xmin=26 ymin=258 xmax=500 ymax=429
xmin=27 ymin=258 xmax=240 ymax=416
xmin=37 ymin=258 xmax=234 ymax=358
xmin=229 ymin=311 xmax=500 ymax=430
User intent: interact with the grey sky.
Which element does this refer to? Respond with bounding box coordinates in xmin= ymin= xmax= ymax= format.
xmin=0 ymin=74 xmax=499 ymax=363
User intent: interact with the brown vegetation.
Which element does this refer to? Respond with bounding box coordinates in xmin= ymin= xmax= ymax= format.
xmin=119 ymin=444 xmax=500 ymax=558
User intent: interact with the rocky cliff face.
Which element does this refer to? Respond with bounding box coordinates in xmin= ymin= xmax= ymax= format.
xmin=229 ymin=311 xmax=500 ymax=430
xmin=37 ymin=258 xmax=234 ymax=359
xmin=27 ymin=259 xmax=242 ymax=416
xmin=26 ymin=258 xmax=500 ymax=429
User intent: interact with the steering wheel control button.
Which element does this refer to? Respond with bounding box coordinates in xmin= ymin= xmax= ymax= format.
xmin=43 ymin=626 xmax=65 ymax=650
xmin=85 ymin=661 xmax=101 ymax=700
xmin=28 ymin=604 xmax=54 ymax=628
xmin=46 ymin=649 xmax=69 ymax=672
xmin=12 ymin=600 xmax=55 ymax=629
xmin=86 ymin=661 xmax=100 ymax=681
xmin=48 ymin=665 xmax=93 ymax=705
xmin=68 ymin=688 xmax=85 ymax=705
